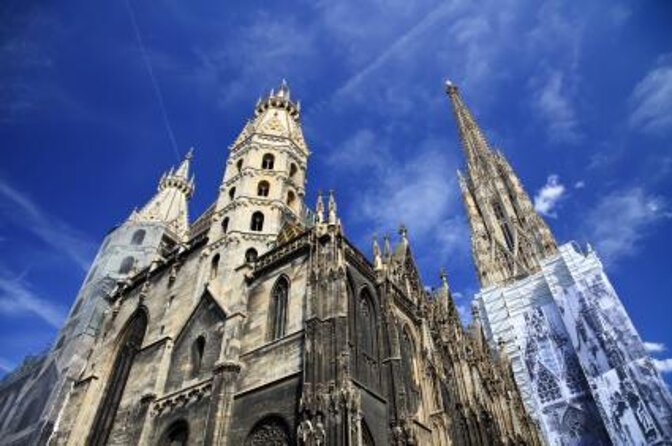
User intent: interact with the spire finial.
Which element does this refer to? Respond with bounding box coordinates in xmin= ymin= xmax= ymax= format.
xmin=444 ymin=79 xmax=458 ymax=95
xmin=315 ymin=190 xmax=324 ymax=224
xmin=327 ymin=190 xmax=337 ymax=225
xmin=439 ymin=268 xmax=449 ymax=290
xmin=185 ymin=147 xmax=194 ymax=160
xmin=383 ymin=233 xmax=391 ymax=258
xmin=399 ymin=224 xmax=408 ymax=242
xmin=372 ymin=234 xmax=383 ymax=271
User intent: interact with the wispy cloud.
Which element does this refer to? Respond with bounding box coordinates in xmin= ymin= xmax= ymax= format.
xmin=644 ymin=341 xmax=667 ymax=354
xmin=534 ymin=174 xmax=566 ymax=218
xmin=531 ymin=70 xmax=581 ymax=143
xmin=629 ymin=55 xmax=672 ymax=136
xmin=0 ymin=357 xmax=15 ymax=373
xmin=0 ymin=178 xmax=95 ymax=271
xmin=586 ymin=187 xmax=669 ymax=265
xmin=653 ymin=358 xmax=672 ymax=374
xmin=327 ymin=129 xmax=470 ymax=264
xmin=0 ymin=266 xmax=66 ymax=328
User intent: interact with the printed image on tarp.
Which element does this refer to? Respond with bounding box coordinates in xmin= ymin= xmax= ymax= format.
xmin=514 ymin=302 xmax=610 ymax=445
xmin=555 ymin=273 xmax=672 ymax=444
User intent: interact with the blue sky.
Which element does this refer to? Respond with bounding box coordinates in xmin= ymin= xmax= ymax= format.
xmin=1 ymin=0 xmax=671 ymax=382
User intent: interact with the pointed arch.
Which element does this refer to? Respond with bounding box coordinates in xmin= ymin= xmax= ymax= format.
xmin=268 ymin=276 xmax=289 ymax=340
xmin=222 ymin=217 xmax=229 ymax=234
xmin=245 ymin=415 xmax=290 ymax=445
xmin=245 ymin=248 xmax=258 ymax=263
xmin=191 ymin=335 xmax=206 ymax=377
xmin=400 ymin=325 xmax=419 ymax=414
xmin=161 ymin=419 xmax=189 ymax=446
xmin=210 ymin=254 xmax=220 ymax=280
xmin=88 ymin=310 xmax=148 ymax=446
xmin=131 ymin=229 xmax=146 ymax=245
xmin=286 ymin=190 xmax=296 ymax=208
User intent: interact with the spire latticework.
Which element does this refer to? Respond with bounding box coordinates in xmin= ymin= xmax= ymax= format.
xmin=446 ymin=82 xmax=557 ymax=287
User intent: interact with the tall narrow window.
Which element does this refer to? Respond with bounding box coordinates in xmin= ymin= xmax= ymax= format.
xmin=118 ymin=256 xmax=135 ymax=274
xmin=251 ymin=212 xmax=264 ymax=231
xmin=88 ymin=311 xmax=147 ymax=446
xmin=262 ymin=154 xmax=275 ymax=170
xmin=287 ymin=190 xmax=296 ymax=208
xmin=493 ymin=201 xmax=515 ymax=251
xmin=210 ymin=254 xmax=220 ymax=280
xmin=131 ymin=229 xmax=146 ymax=245
xmin=222 ymin=217 xmax=229 ymax=234
xmin=289 ymin=163 xmax=297 ymax=178
xmin=358 ymin=290 xmax=377 ymax=356
xmin=257 ymin=180 xmax=270 ymax=197
xmin=229 ymin=187 xmax=236 ymax=201
xmin=191 ymin=335 xmax=206 ymax=377
xmin=236 ymin=159 xmax=243 ymax=173
xmin=245 ymin=248 xmax=258 ymax=263
xmin=269 ymin=277 xmax=289 ymax=340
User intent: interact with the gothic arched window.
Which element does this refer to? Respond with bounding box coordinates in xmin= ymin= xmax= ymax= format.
xmin=118 ymin=256 xmax=135 ymax=274
xmin=192 ymin=335 xmax=206 ymax=377
xmin=262 ymin=154 xmax=275 ymax=170
xmin=131 ymin=229 xmax=146 ymax=245
xmin=245 ymin=248 xmax=258 ymax=263
xmin=537 ymin=365 xmax=561 ymax=403
xmin=236 ymin=159 xmax=243 ymax=173
xmin=289 ymin=163 xmax=297 ymax=178
xmin=358 ymin=289 xmax=377 ymax=356
xmin=257 ymin=180 xmax=270 ymax=197
xmin=222 ymin=217 xmax=229 ymax=234
xmin=287 ymin=190 xmax=296 ymax=208
xmin=251 ymin=212 xmax=264 ymax=232
xmin=88 ymin=311 xmax=148 ymax=446
xmin=229 ymin=187 xmax=236 ymax=201
xmin=268 ymin=276 xmax=289 ymax=340
xmin=210 ymin=254 xmax=220 ymax=280
xmin=162 ymin=419 xmax=189 ymax=446
xmin=245 ymin=416 xmax=290 ymax=446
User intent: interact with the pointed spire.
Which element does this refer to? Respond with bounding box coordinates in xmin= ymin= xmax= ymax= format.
xmin=399 ymin=224 xmax=408 ymax=245
xmin=174 ymin=147 xmax=194 ymax=179
xmin=372 ymin=235 xmax=383 ymax=271
xmin=383 ymin=234 xmax=391 ymax=259
xmin=439 ymin=267 xmax=450 ymax=293
xmin=446 ymin=83 xmax=558 ymax=287
xmin=444 ymin=80 xmax=492 ymax=175
xmin=327 ymin=190 xmax=337 ymax=225
xmin=315 ymin=191 xmax=324 ymax=224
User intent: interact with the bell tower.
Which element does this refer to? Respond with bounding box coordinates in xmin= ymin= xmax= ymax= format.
xmin=207 ymin=80 xmax=310 ymax=270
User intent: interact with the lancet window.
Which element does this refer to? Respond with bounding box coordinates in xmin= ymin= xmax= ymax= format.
xmin=268 ymin=276 xmax=289 ymax=340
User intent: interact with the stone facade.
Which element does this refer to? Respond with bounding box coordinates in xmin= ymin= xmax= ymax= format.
xmin=0 ymin=82 xmax=541 ymax=445
xmin=447 ymin=83 xmax=672 ymax=445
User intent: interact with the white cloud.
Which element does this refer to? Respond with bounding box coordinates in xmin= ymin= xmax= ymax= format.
xmin=0 ymin=266 xmax=66 ymax=328
xmin=0 ymin=178 xmax=95 ymax=271
xmin=629 ymin=57 xmax=672 ymax=135
xmin=534 ymin=174 xmax=566 ymax=218
xmin=644 ymin=342 xmax=667 ymax=354
xmin=574 ymin=180 xmax=585 ymax=189
xmin=532 ymin=71 xmax=581 ymax=143
xmin=586 ymin=187 xmax=669 ymax=265
xmin=653 ymin=358 xmax=672 ymax=374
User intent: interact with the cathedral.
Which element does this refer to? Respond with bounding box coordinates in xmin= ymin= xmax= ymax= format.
xmin=0 ymin=82 xmax=542 ymax=445
xmin=445 ymin=83 xmax=672 ymax=445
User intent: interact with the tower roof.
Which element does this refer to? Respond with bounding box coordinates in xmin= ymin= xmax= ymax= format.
xmin=129 ymin=149 xmax=195 ymax=240
xmin=255 ymin=79 xmax=300 ymax=121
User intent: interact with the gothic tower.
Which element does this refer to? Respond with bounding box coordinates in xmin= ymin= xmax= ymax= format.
xmin=0 ymin=152 xmax=194 ymax=445
xmin=446 ymin=82 xmax=672 ymax=445
xmin=445 ymin=81 xmax=557 ymax=287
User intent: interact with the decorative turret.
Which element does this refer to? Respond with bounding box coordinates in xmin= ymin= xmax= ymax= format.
xmin=129 ymin=148 xmax=194 ymax=240
xmin=445 ymin=81 xmax=557 ymax=287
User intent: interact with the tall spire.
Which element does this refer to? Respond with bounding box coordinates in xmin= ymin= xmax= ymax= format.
xmin=445 ymin=82 xmax=557 ymax=287
xmin=130 ymin=149 xmax=195 ymax=240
